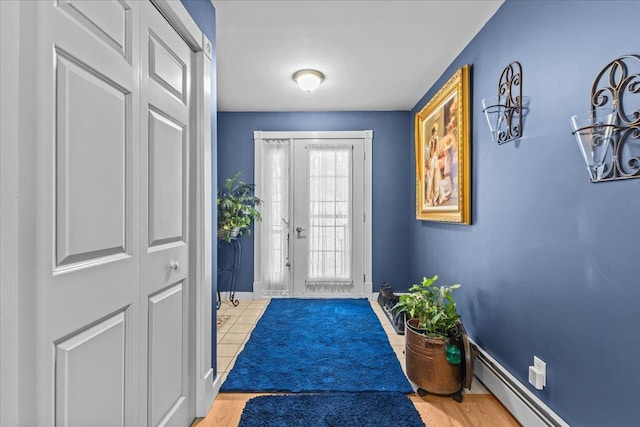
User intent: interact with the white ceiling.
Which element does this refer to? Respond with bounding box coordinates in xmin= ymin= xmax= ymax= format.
xmin=212 ymin=0 xmax=504 ymax=112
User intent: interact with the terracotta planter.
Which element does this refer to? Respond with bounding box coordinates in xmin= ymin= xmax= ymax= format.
xmin=405 ymin=318 xmax=462 ymax=396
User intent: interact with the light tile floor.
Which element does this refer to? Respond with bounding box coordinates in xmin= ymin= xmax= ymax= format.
xmin=215 ymin=298 xmax=489 ymax=394
xmin=216 ymin=299 xmax=270 ymax=385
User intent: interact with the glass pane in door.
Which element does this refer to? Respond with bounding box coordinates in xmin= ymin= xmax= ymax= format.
xmin=261 ymin=139 xmax=290 ymax=296
xmin=306 ymin=144 xmax=352 ymax=287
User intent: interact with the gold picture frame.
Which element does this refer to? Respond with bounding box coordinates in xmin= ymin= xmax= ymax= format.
xmin=415 ymin=64 xmax=471 ymax=224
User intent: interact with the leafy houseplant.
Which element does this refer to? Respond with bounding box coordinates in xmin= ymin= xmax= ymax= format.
xmin=393 ymin=275 xmax=461 ymax=338
xmin=393 ymin=274 xmax=469 ymax=400
xmin=217 ymin=172 xmax=261 ymax=243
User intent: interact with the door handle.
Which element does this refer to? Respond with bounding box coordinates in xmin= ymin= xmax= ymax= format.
xmin=282 ymin=218 xmax=291 ymax=267
xmin=169 ymin=261 xmax=180 ymax=271
xmin=296 ymin=226 xmax=306 ymax=237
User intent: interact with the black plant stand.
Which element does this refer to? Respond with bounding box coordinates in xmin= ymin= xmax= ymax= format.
xmin=217 ymin=238 xmax=241 ymax=308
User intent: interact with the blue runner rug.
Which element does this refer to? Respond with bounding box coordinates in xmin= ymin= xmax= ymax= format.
xmin=221 ymin=298 xmax=413 ymax=393
xmin=238 ymin=392 xmax=425 ymax=427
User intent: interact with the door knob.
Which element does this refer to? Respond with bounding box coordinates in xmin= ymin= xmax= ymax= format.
xmin=169 ymin=261 xmax=180 ymax=271
xmin=296 ymin=226 xmax=305 ymax=233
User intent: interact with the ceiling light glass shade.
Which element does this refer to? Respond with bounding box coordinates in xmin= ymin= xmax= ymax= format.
xmin=570 ymin=108 xmax=616 ymax=181
xmin=293 ymin=69 xmax=324 ymax=92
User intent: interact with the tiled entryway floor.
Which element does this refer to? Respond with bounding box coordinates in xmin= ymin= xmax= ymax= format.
xmin=215 ymin=298 xmax=489 ymax=395
xmin=216 ymin=299 xmax=270 ymax=385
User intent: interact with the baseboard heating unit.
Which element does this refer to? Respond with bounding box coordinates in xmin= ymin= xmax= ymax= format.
xmin=470 ymin=338 xmax=570 ymax=427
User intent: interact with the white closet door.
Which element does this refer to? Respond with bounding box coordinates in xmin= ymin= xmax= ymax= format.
xmin=139 ymin=2 xmax=194 ymax=425
xmin=33 ymin=1 xmax=197 ymax=425
xmin=36 ymin=1 xmax=141 ymax=425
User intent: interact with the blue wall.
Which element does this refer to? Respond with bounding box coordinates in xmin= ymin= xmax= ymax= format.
xmin=180 ymin=0 xmax=217 ymax=370
xmin=217 ymin=111 xmax=412 ymax=295
xmin=409 ymin=1 xmax=640 ymax=425
xmin=212 ymin=0 xmax=640 ymax=424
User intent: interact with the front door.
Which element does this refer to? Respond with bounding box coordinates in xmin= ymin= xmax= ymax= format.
xmin=291 ymin=138 xmax=365 ymax=297
xmin=254 ymin=131 xmax=372 ymax=299
xmin=33 ymin=1 xmax=198 ymax=425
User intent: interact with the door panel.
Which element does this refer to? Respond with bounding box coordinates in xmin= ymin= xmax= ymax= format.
xmin=55 ymin=310 xmax=128 ymax=427
xmin=148 ymin=283 xmax=185 ymax=426
xmin=140 ymin=2 xmax=192 ymax=425
xmin=148 ymin=108 xmax=186 ymax=247
xmin=42 ymin=2 xmax=140 ymax=425
xmin=55 ymin=50 xmax=130 ymax=267
xmin=291 ymin=138 xmax=365 ymax=297
xmin=57 ymin=0 xmax=132 ymax=61
xmin=148 ymin=32 xmax=187 ymax=102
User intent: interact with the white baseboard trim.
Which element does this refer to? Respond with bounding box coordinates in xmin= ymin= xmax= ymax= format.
xmin=196 ymin=368 xmax=215 ymax=416
xmin=218 ymin=291 xmax=256 ymax=302
xmin=470 ymin=338 xmax=569 ymax=427
xmin=371 ymin=291 xmax=408 ymax=301
xmin=212 ymin=373 xmax=222 ymax=399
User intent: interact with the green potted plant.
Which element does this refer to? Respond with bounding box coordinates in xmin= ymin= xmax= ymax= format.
xmin=393 ymin=275 xmax=460 ymax=338
xmin=393 ymin=275 xmax=473 ymax=401
xmin=217 ymin=172 xmax=262 ymax=243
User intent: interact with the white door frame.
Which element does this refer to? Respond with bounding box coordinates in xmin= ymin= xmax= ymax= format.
xmin=253 ymin=130 xmax=373 ymax=299
xmin=0 ymin=1 xmax=214 ymax=424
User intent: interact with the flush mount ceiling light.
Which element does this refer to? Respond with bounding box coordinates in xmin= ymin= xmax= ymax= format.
xmin=292 ymin=69 xmax=325 ymax=93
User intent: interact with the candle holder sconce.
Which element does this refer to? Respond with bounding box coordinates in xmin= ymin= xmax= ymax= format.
xmin=570 ymin=55 xmax=640 ymax=182
xmin=482 ymin=61 xmax=525 ymax=144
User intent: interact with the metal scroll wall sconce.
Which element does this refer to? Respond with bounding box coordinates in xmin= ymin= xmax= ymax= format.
xmin=482 ymin=61 xmax=525 ymax=144
xmin=570 ymin=55 xmax=640 ymax=182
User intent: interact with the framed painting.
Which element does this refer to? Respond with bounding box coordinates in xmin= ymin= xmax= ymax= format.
xmin=415 ymin=64 xmax=471 ymax=224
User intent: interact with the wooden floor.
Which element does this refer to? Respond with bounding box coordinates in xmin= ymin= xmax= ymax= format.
xmin=194 ymin=392 xmax=521 ymax=427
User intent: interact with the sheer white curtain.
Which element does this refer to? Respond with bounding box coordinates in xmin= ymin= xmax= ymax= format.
xmin=305 ymin=144 xmax=353 ymax=288
xmin=260 ymin=139 xmax=290 ymax=296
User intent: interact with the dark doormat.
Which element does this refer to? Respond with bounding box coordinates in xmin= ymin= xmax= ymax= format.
xmin=238 ymin=392 xmax=425 ymax=427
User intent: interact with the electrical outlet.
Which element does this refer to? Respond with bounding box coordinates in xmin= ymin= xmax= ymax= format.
xmin=534 ymin=356 xmax=546 ymax=376
xmin=528 ymin=356 xmax=546 ymax=390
